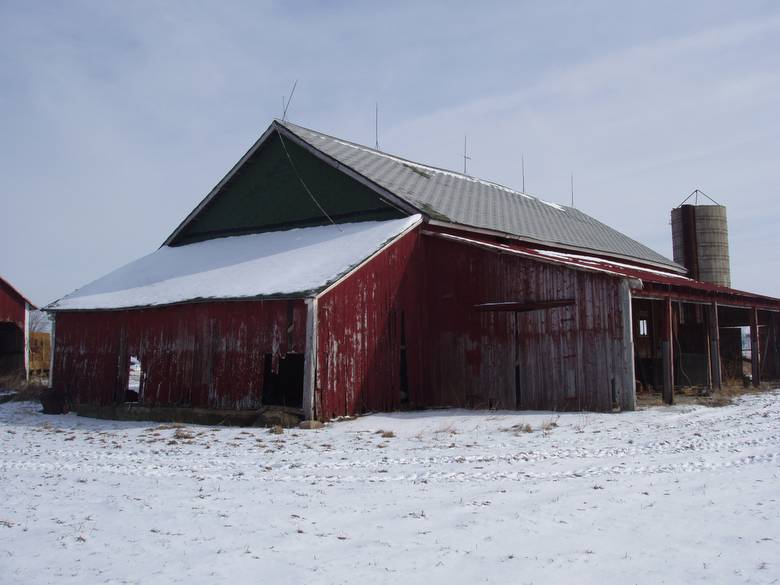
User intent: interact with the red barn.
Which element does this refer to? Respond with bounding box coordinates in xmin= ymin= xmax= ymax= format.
xmin=46 ymin=121 xmax=780 ymax=423
xmin=0 ymin=276 xmax=34 ymax=380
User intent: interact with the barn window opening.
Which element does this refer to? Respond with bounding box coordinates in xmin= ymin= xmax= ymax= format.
xmin=262 ymin=353 xmax=304 ymax=409
xmin=639 ymin=319 xmax=649 ymax=337
xmin=126 ymin=355 xmax=142 ymax=402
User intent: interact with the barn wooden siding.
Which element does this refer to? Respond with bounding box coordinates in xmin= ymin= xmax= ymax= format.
xmin=421 ymin=234 xmax=634 ymax=412
xmin=313 ymin=228 xmax=633 ymax=418
xmin=0 ymin=280 xmax=25 ymax=328
xmin=53 ymin=299 xmax=306 ymax=409
xmin=315 ymin=228 xmax=425 ymax=419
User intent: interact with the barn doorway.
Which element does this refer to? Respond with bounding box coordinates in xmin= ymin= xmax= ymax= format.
xmin=0 ymin=323 xmax=24 ymax=377
xmin=262 ymin=353 xmax=304 ymax=408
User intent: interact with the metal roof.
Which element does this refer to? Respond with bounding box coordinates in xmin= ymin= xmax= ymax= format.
xmin=278 ymin=120 xmax=685 ymax=273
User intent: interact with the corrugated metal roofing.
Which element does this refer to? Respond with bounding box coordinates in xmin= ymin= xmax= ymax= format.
xmin=279 ymin=120 xmax=684 ymax=272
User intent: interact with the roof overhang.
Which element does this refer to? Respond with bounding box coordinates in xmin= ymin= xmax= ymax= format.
xmin=424 ymin=229 xmax=780 ymax=312
xmin=426 ymin=220 xmax=688 ymax=275
xmin=49 ymin=216 xmax=422 ymax=312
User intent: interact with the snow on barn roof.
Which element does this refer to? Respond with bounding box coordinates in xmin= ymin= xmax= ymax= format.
xmin=47 ymin=215 xmax=421 ymax=311
xmin=275 ymin=121 xmax=685 ymax=273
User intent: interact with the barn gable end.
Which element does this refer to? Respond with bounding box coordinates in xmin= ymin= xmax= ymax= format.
xmin=168 ymin=129 xmax=408 ymax=246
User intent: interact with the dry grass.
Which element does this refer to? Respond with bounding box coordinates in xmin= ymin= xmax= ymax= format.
xmin=173 ymin=428 xmax=195 ymax=441
xmin=636 ymin=383 xmax=771 ymax=410
xmin=433 ymin=423 xmax=458 ymax=436
xmin=0 ymin=374 xmax=47 ymax=403
xmin=506 ymin=422 xmax=533 ymax=434
xmin=268 ymin=425 xmax=284 ymax=435
xmin=10 ymin=382 xmax=47 ymax=402
xmin=154 ymin=422 xmax=186 ymax=430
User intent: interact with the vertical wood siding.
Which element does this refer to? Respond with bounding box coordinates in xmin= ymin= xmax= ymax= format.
xmin=422 ymin=235 xmax=631 ymax=412
xmin=315 ymin=229 xmax=424 ymax=419
xmin=52 ymin=299 xmax=306 ymax=409
xmin=53 ymin=228 xmax=632 ymax=417
xmin=0 ymin=281 xmax=25 ymax=328
xmin=314 ymin=228 xmax=631 ymax=419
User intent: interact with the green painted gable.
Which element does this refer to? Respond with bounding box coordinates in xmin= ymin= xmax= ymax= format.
xmin=171 ymin=130 xmax=406 ymax=246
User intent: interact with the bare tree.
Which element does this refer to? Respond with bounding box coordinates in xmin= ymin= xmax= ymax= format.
xmin=27 ymin=310 xmax=51 ymax=334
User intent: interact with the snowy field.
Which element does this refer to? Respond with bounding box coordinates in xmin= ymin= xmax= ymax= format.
xmin=1 ymin=392 xmax=779 ymax=585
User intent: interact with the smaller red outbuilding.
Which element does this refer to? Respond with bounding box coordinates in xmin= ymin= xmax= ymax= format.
xmin=0 ymin=276 xmax=34 ymax=380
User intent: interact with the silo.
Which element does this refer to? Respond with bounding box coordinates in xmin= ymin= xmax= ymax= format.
xmin=670 ymin=203 xmax=730 ymax=287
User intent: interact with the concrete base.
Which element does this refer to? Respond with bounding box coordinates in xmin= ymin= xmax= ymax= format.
xmin=75 ymin=404 xmax=304 ymax=428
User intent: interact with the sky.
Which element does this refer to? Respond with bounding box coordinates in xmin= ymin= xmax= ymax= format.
xmin=1 ymin=1 xmax=779 ymax=306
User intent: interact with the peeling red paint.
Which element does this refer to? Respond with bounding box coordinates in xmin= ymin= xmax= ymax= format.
xmin=313 ymin=227 xmax=634 ymax=418
xmin=421 ymin=234 xmax=631 ymax=412
xmin=315 ymin=229 xmax=424 ymax=419
xmin=53 ymin=300 xmax=306 ymax=409
xmin=53 ymin=221 xmax=778 ymax=420
xmin=0 ymin=278 xmax=26 ymax=329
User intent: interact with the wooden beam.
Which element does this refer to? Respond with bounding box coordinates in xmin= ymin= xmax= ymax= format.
xmin=474 ymin=299 xmax=575 ymax=312
xmin=662 ymin=297 xmax=675 ymax=405
xmin=23 ymin=302 xmax=30 ymax=382
xmin=619 ymin=280 xmax=636 ymax=411
xmin=771 ymin=313 xmax=780 ymax=379
xmin=633 ymin=285 xmax=780 ymax=312
xmin=48 ymin=315 xmax=56 ymax=389
xmin=709 ymin=302 xmax=722 ymax=390
xmin=750 ymin=306 xmax=761 ymax=387
xmin=301 ymin=298 xmax=318 ymax=421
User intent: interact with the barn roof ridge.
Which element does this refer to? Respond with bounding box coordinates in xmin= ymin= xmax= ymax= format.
xmin=276 ymin=120 xmax=567 ymax=210
xmin=161 ymin=119 xmax=683 ymax=274
xmin=275 ymin=120 xmax=685 ymax=274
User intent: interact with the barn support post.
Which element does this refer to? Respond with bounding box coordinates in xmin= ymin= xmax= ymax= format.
xmin=770 ymin=312 xmax=780 ymax=380
xmin=23 ymin=302 xmax=30 ymax=382
xmin=750 ymin=306 xmax=761 ymax=387
xmin=618 ymin=279 xmax=636 ymax=411
xmin=116 ymin=326 xmax=128 ymax=403
xmin=662 ymin=296 xmax=674 ymax=405
xmin=48 ymin=314 xmax=56 ymax=389
xmin=301 ymin=297 xmax=318 ymax=421
xmin=708 ymin=302 xmax=722 ymax=390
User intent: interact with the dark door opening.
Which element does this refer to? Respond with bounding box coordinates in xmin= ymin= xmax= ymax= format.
xmin=262 ymin=353 xmax=304 ymax=408
xmin=0 ymin=322 xmax=24 ymax=377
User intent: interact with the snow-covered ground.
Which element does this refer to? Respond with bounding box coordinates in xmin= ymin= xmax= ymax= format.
xmin=1 ymin=392 xmax=779 ymax=584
